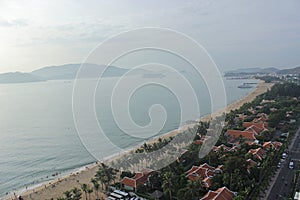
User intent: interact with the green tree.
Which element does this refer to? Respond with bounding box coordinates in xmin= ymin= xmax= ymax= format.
xmin=81 ymin=184 xmax=88 ymax=200
xmin=162 ymin=171 xmax=174 ymax=200
xmin=87 ymin=188 xmax=93 ymax=200
xmin=91 ymin=178 xmax=100 ymax=200
xmin=72 ymin=187 xmax=82 ymax=200
xmin=95 ymin=163 xmax=117 ymax=193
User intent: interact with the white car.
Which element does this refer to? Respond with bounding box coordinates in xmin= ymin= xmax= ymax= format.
xmin=289 ymin=161 xmax=294 ymax=169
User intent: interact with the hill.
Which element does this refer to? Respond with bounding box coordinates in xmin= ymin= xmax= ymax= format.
xmin=31 ymin=63 xmax=128 ymax=80
xmin=224 ymin=67 xmax=279 ymax=77
xmin=277 ymin=66 xmax=300 ymax=74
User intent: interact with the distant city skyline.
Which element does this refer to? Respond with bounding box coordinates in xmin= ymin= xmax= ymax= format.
xmin=0 ymin=0 xmax=300 ymax=73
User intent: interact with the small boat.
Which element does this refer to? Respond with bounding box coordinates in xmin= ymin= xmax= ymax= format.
xmin=238 ymin=83 xmax=253 ymax=88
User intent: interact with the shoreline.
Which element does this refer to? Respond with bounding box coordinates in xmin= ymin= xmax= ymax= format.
xmin=6 ymin=80 xmax=274 ymax=200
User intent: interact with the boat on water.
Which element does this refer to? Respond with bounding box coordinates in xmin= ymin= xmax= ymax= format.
xmin=238 ymin=83 xmax=253 ymax=89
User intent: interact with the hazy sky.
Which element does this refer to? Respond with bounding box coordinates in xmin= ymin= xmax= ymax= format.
xmin=0 ymin=0 xmax=300 ymax=73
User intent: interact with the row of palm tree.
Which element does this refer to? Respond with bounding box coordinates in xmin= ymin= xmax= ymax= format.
xmin=57 ymin=187 xmax=82 ymax=200
xmin=57 ymin=163 xmax=117 ymax=200
xmin=95 ymin=163 xmax=117 ymax=193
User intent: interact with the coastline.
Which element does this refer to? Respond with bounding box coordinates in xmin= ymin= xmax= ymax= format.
xmin=7 ymin=81 xmax=274 ymax=200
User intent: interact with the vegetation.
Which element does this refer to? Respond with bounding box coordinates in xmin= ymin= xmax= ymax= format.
xmin=55 ymin=82 xmax=299 ymax=200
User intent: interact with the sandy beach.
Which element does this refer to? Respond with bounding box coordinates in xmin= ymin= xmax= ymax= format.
xmin=7 ymin=81 xmax=273 ymax=200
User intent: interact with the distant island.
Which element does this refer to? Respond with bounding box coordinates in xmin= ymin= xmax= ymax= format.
xmin=0 ymin=63 xmax=154 ymax=84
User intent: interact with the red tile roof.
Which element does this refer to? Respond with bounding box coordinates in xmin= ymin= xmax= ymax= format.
xmin=243 ymin=122 xmax=268 ymax=134
xmin=186 ymin=163 xmax=221 ymax=187
xmin=193 ymin=140 xmax=203 ymax=145
xmin=226 ymin=130 xmax=257 ymax=144
xmin=121 ymin=177 xmax=137 ymax=188
xmin=212 ymin=144 xmax=231 ymax=152
xmin=121 ymin=168 xmax=155 ymax=189
xmin=200 ymin=187 xmax=235 ymax=200
xmin=248 ymin=148 xmax=266 ymax=161
xmin=247 ymin=159 xmax=257 ymax=168
xmin=203 ymin=177 xmax=212 ymax=188
xmin=263 ymin=141 xmax=282 ymax=150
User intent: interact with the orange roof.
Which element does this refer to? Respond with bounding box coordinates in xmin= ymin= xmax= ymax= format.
xmin=186 ymin=163 xmax=219 ymax=183
xmin=212 ymin=145 xmax=231 ymax=152
xmin=203 ymin=177 xmax=212 ymax=188
xmin=245 ymin=125 xmax=263 ymax=134
xmin=201 ymin=163 xmax=216 ymax=171
xmin=121 ymin=177 xmax=137 ymax=188
xmin=263 ymin=141 xmax=282 ymax=150
xmin=247 ymin=159 xmax=257 ymax=168
xmin=248 ymin=148 xmax=266 ymax=160
xmin=243 ymin=122 xmax=267 ymax=134
xmin=263 ymin=141 xmax=272 ymax=149
xmin=201 ymin=191 xmax=218 ymax=200
xmin=201 ymin=187 xmax=235 ymax=200
xmin=273 ymin=141 xmax=283 ymax=149
xmin=226 ymin=130 xmax=257 ymax=141
xmin=132 ymin=172 xmax=143 ymax=179
xmin=186 ymin=166 xmax=200 ymax=175
xmin=121 ymin=168 xmax=155 ymax=189
xmin=194 ymin=140 xmax=203 ymax=145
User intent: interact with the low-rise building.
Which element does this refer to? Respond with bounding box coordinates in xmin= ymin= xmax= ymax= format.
xmin=186 ymin=163 xmax=222 ymax=188
xmin=200 ymin=186 xmax=236 ymax=200
xmin=120 ymin=168 xmax=156 ymax=192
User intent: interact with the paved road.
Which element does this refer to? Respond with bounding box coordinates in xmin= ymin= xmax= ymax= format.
xmin=267 ymin=127 xmax=300 ymax=200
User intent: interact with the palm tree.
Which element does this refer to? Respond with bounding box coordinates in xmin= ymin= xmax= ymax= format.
xmin=91 ymin=178 xmax=100 ymax=200
xmin=58 ymin=187 xmax=82 ymax=200
xmin=81 ymin=184 xmax=88 ymax=200
xmin=72 ymin=187 xmax=82 ymax=200
xmin=63 ymin=190 xmax=72 ymax=200
xmin=184 ymin=179 xmax=205 ymax=200
xmin=162 ymin=171 xmax=174 ymax=200
xmin=95 ymin=163 xmax=117 ymax=193
xmin=87 ymin=188 xmax=93 ymax=200
xmin=95 ymin=168 xmax=105 ymax=190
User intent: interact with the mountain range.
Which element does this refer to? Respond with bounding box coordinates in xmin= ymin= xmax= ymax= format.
xmin=224 ymin=66 xmax=300 ymax=77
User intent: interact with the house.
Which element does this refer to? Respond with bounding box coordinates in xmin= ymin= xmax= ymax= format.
xmin=243 ymin=122 xmax=268 ymax=134
xmin=225 ymin=130 xmax=257 ymax=145
xmin=212 ymin=144 xmax=231 ymax=152
xmin=253 ymin=116 xmax=268 ymax=124
xmin=261 ymin=99 xmax=275 ymax=104
xmin=120 ymin=168 xmax=156 ymax=192
xmin=248 ymin=148 xmax=266 ymax=161
xmin=200 ymin=186 xmax=236 ymax=200
xmin=263 ymin=141 xmax=282 ymax=150
xmin=212 ymin=144 xmax=238 ymax=153
xmin=186 ymin=163 xmax=222 ymax=188
xmin=246 ymin=159 xmax=257 ymax=174
xmin=193 ymin=136 xmax=211 ymax=145
xmin=236 ymin=114 xmax=246 ymax=121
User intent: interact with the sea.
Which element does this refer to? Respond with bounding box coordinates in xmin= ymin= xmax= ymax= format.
xmin=0 ymin=75 xmax=258 ymax=198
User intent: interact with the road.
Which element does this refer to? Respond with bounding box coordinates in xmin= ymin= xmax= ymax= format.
xmin=267 ymin=127 xmax=300 ymax=200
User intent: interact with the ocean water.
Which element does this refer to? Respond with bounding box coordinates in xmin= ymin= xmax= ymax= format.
xmin=0 ymin=76 xmax=258 ymax=197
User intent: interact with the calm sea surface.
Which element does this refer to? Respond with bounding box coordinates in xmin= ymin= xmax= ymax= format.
xmin=0 ymin=76 xmax=258 ymax=197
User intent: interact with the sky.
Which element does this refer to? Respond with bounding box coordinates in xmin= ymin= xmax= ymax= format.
xmin=0 ymin=0 xmax=300 ymax=73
